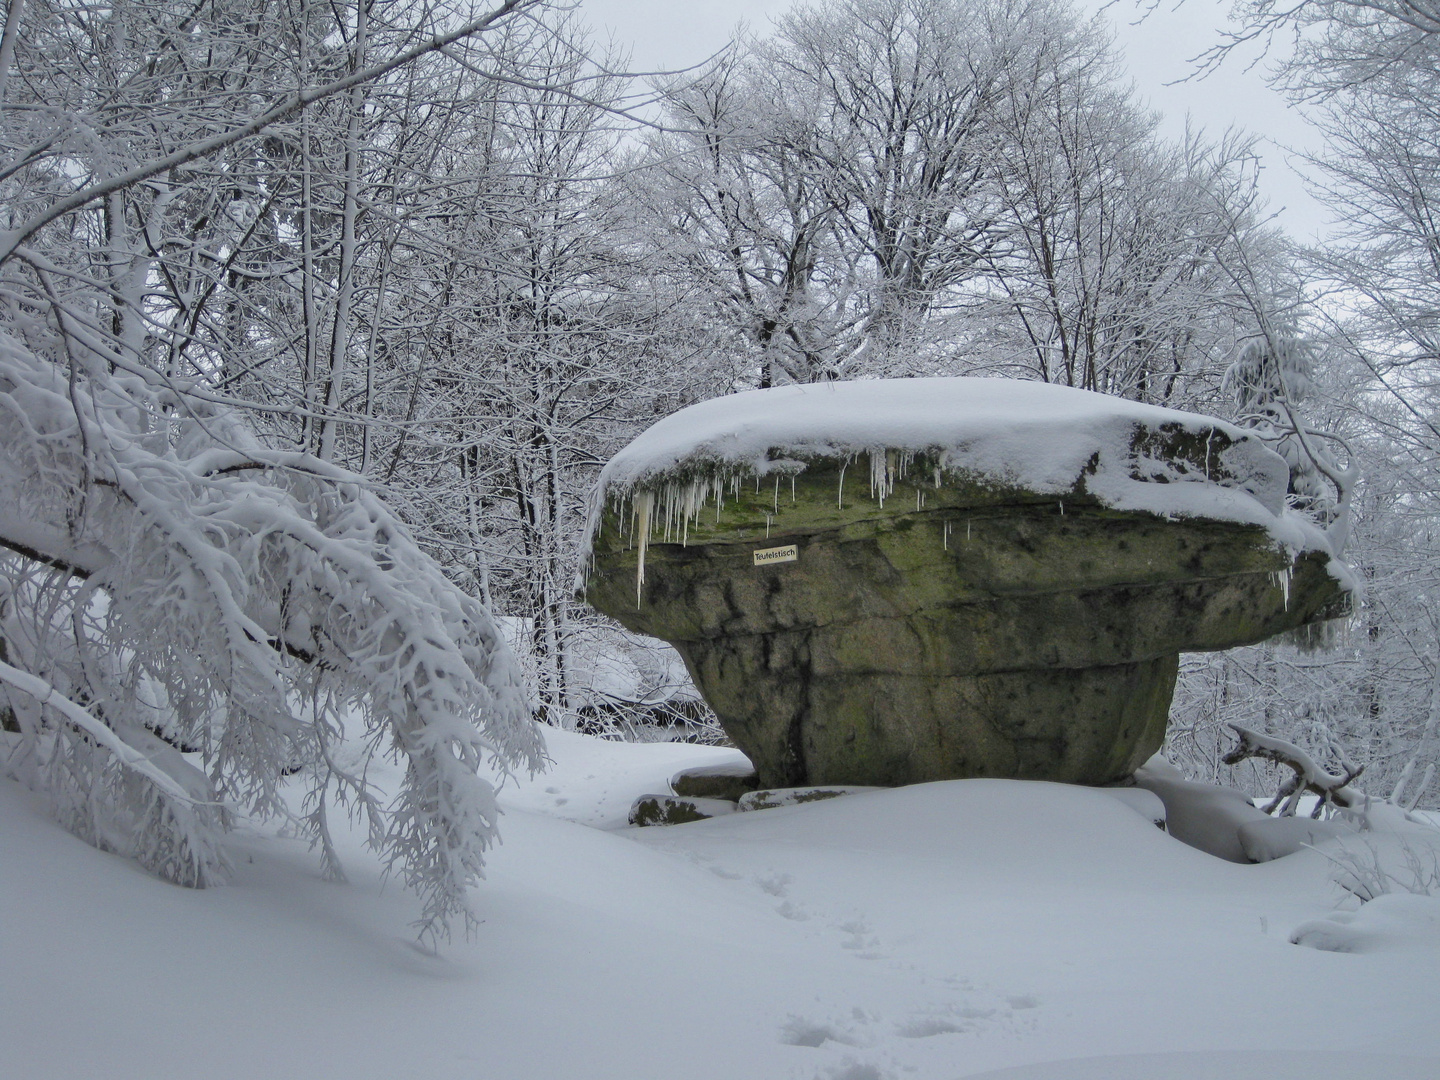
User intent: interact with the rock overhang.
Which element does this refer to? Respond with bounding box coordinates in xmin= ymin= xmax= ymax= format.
xmin=579 ymin=378 xmax=1353 ymax=789
xmin=582 ymin=378 xmax=1335 ymax=577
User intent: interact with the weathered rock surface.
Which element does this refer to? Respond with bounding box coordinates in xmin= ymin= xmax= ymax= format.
xmin=583 ymin=380 xmax=1351 ymax=789
xmin=670 ymin=762 xmax=760 ymax=801
xmin=629 ymin=794 xmax=738 ymax=827
xmin=738 ymin=787 xmax=882 ymax=811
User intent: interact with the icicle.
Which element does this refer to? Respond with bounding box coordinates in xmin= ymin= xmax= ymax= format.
xmin=791 ymin=477 xmax=796 ymax=503
xmin=671 ymin=477 xmax=706 ymax=547
xmin=943 ymin=520 xmax=950 ymax=551
xmin=838 ymin=459 xmax=848 ymax=509
xmin=869 ymin=448 xmax=897 ymax=507
xmin=765 ymin=512 xmax=772 ymax=539
xmin=1269 ymin=567 xmax=1292 ymax=611
xmin=634 ymin=491 xmax=654 ymax=608
xmin=966 ymin=520 xmax=971 ymax=541
xmin=1058 ymin=500 xmax=1064 ymax=516
xmin=774 ymin=476 xmax=780 ymax=513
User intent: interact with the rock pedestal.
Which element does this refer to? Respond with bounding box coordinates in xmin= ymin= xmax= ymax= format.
xmin=582 ymin=385 xmax=1350 ymax=789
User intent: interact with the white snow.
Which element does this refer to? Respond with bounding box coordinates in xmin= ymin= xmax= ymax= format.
xmin=587 ymin=379 xmax=1332 ymax=558
xmin=4 ymin=726 xmax=1437 ymax=1079
xmin=1290 ymin=892 xmax=1440 ymax=954
xmin=1134 ymin=757 xmax=1350 ymax=864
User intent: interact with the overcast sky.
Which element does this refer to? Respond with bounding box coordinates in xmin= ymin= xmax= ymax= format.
xmin=575 ymin=0 xmax=1333 ymax=242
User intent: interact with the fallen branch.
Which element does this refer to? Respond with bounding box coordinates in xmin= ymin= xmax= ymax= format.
xmin=1222 ymin=723 xmax=1364 ymax=815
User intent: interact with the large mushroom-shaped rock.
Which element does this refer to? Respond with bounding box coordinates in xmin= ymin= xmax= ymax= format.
xmin=581 ymin=378 xmax=1351 ymax=789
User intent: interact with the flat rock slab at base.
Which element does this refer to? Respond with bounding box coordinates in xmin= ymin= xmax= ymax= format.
xmin=738 ymin=787 xmax=882 ymax=811
xmin=669 ymin=762 xmax=759 ymax=801
xmin=628 ymin=794 xmax=738 ymax=827
xmin=584 ymin=379 xmax=1351 ymax=790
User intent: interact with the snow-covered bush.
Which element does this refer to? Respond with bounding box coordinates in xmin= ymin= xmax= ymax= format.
xmin=1322 ymin=835 xmax=1440 ymax=904
xmin=496 ymin=614 xmax=724 ymax=743
xmin=0 ymin=329 xmax=542 ymax=938
xmin=1222 ymin=333 xmax=1356 ymax=550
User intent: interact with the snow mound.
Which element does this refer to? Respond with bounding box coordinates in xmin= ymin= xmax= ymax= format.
xmin=7 ymin=726 xmax=1440 ymax=1079
xmin=588 ymin=378 xmax=1328 ymax=553
xmin=1290 ymin=893 xmax=1440 ymax=953
xmin=1134 ymin=757 xmax=1353 ymax=864
xmin=959 ymin=1050 xmax=1440 ymax=1080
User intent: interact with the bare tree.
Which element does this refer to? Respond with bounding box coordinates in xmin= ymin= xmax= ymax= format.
xmin=642 ymin=0 xmax=1062 ymax=383
xmin=639 ymin=0 xmax=1287 ymax=396
xmin=979 ymin=15 xmax=1273 ymax=402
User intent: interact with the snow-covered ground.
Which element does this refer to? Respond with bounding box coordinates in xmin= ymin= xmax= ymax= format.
xmin=4 ymin=728 xmax=1438 ymax=1080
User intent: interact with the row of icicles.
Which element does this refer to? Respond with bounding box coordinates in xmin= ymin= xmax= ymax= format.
xmin=605 ymin=450 xmax=1303 ymax=612
xmin=604 ymin=450 xmax=939 ymax=605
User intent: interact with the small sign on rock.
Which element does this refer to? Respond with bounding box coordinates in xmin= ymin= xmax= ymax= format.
xmin=753 ymin=544 xmax=798 ymax=566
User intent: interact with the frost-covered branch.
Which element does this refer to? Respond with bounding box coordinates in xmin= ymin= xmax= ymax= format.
xmin=0 ymin=657 xmax=198 ymax=805
xmin=0 ymin=326 xmax=543 ymax=937
xmin=0 ymin=0 xmax=545 ymax=265
xmin=1223 ymin=333 xmax=1358 ymax=553
xmin=1222 ymin=723 xmax=1365 ymax=814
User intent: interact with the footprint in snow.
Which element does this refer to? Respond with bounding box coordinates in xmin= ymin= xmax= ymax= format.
xmin=779 ymin=1015 xmax=862 ymax=1048
xmin=894 ymin=1003 xmax=994 ymax=1039
xmin=818 ymin=1059 xmax=889 ymax=1080
xmin=835 ymin=918 xmax=884 ymax=958
xmin=756 ymin=871 xmax=793 ymax=896
xmin=894 ymin=1016 xmax=971 ymax=1038
xmin=685 ymin=852 xmax=744 ymax=879
xmin=777 ymin=900 xmax=811 ymax=921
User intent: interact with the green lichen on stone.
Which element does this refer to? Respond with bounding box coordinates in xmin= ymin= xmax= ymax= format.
xmin=628 ymin=795 xmax=729 ymax=826
xmin=590 ymin=450 xmax=1057 ymax=558
xmin=738 ymin=787 xmax=882 ymax=811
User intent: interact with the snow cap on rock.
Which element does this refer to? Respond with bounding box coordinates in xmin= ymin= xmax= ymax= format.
xmin=587 ymin=377 xmax=1328 ymax=556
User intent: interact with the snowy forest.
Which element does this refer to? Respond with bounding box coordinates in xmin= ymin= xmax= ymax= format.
xmin=3 ymin=0 xmax=1440 ymax=948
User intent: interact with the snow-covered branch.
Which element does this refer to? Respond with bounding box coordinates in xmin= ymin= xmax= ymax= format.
xmin=1223 ymin=334 xmax=1357 ymax=553
xmin=1222 ymin=723 xmax=1365 ymax=814
xmin=0 ymin=326 xmax=543 ymax=936
xmin=0 ymin=0 xmax=545 ymax=266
